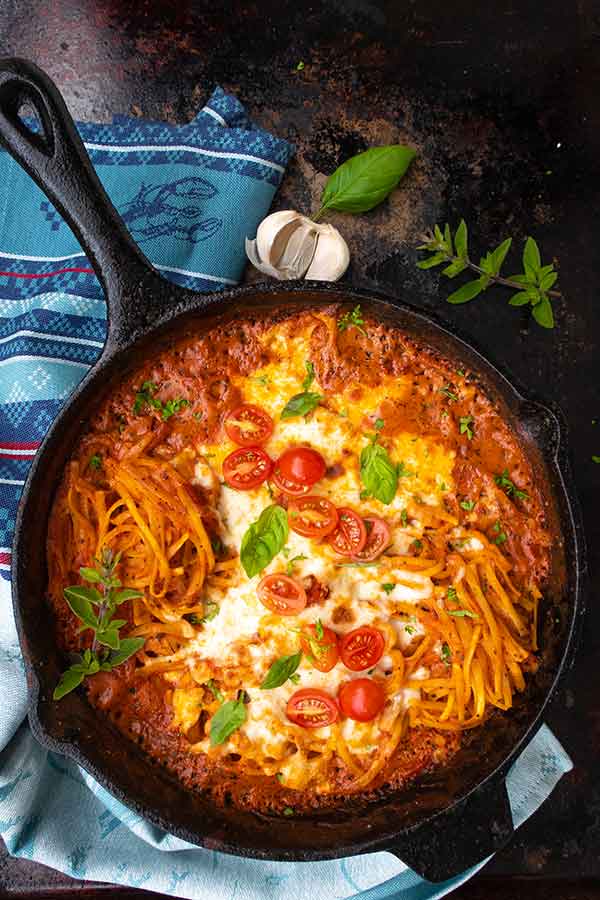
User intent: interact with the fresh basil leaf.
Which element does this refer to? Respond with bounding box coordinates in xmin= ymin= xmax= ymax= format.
xmin=447 ymin=279 xmax=484 ymax=304
xmin=261 ymin=651 xmax=302 ymax=689
xmin=508 ymin=291 xmax=531 ymax=306
xmin=454 ymin=219 xmax=468 ymax=258
xmin=107 ymin=636 xmax=145 ymax=666
xmin=490 ymin=237 xmax=512 ymax=274
xmin=360 ymin=438 xmax=398 ymax=505
xmin=416 ymin=252 xmax=447 ymax=270
xmin=281 ymin=391 xmax=323 ymax=420
xmin=523 ymin=236 xmax=541 ymax=273
xmin=240 ymin=504 xmax=289 ymax=578
xmin=64 ymin=586 xmax=101 ymax=628
xmin=79 ymin=566 xmax=101 ymax=583
xmin=532 ymin=295 xmax=554 ymax=328
xmin=53 ymin=666 xmax=85 ymax=700
xmin=539 ymin=270 xmax=558 ymax=291
xmin=318 ymin=145 xmax=416 ymax=215
xmin=302 ymin=360 xmax=315 ymax=391
xmin=113 ymin=588 xmax=143 ymax=605
xmin=96 ymin=628 xmax=121 ymax=650
xmin=441 ymin=259 xmax=468 ymax=278
xmin=210 ymin=698 xmax=247 ymax=746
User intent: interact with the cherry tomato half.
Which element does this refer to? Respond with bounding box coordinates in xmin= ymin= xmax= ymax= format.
xmin=340 ymin=626 xmax=385 ymax=671
xmin=300 ymin=623 xmax=339 ymax=672
xmin=225 ymin=403 xmax=273 ymax=447
xmin=288 ymin=496 xmax=339 ymax=538
xmin=257 ymin=573 xmax=307 ymax=615
xmin=351 ymin=517 xmax=391 ymax=562
xmin=277 ymin=447 xmax=326 ymax=486
xmin=338 ymin=678 xmax=386 ymax=722
xmin=328 ymin=508 xmax=367 ymax=557
xmin=223 ymin=446 xmax=272 ymax=490
xmin=271 ymin=467 xmax=311 ymax=497
xmin=286 ymin=688 xmax=339 ymax=728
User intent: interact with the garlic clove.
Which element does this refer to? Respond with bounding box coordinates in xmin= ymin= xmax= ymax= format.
xmin=277 ymin=222 xmax=318 ymax=277
xmin=244 ymin=237 xmax=285 ymax=279
xmin=305 ymin=224 xmax=350 ymax=281
xmin=256 ymin=210 xmax=304 ymax=266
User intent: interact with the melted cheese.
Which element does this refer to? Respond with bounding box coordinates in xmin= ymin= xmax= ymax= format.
xmin=181 ymin=322 xmax=460 ymax=768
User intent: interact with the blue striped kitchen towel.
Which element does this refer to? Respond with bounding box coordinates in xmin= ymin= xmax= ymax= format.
xmin=0 ymin=90 xmax=573 ymax=900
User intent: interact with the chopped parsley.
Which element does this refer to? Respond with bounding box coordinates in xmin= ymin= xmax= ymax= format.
xmin=400 ymin=508 xmax=408 ymax=527
xmin=447 ymin=586 xmax=458 ymax=602
xmin=492 ymin=520 xmax=507 ymax=544
xmin=276 ymin=772 xmax=284 ymax=782
xmin=374 ymin=417 xmax=385 ymax=431
xmin=314 ymin=618 xmax=325 ymax=640
xmin=412 ymin=539 xmax=423 ymax=551
xmin=382 ymin=583 xmax=395 ymax=595
xmin=205 ymin=678 xmax=224 ymax=702
xmin=283 ymin=806 xmax=295 ymax=816
xmin=460 ymin=499 xmax=475 ymax=511
xmin=405 ymin=624 xmax=416 ymax=635
xmin=338 ymin=304 xmax=366 ymax=336
xmin=89 ymin=454 xmax=102 ymax=469
xmin=252 ymin=375 xmax=270 ymax=386
xmin=494 ymin=469 xmax=529 ymax=500
xmin=459 ymin=415 xmax=474 ymax=440
xmin=133 ymin=380 xmax=188 ymax=421
xmin=286 ymin=554 xmax=308 ymax=576
xmin=439 ymin=385 xmax=459 ymax=402
xmin=448 ymin=609 xmax=479 ymax=618
xmin=441 ymin=642 xmax=452 ymax=664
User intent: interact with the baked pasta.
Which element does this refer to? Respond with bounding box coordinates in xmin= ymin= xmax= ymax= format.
xmin=46 ymin=304 xmax=551 ymax=813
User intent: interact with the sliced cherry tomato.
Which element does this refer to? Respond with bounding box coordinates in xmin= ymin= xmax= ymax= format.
xmin=300 ymin=623 xmax=339 ymax=672
xmin=351 ymin=517 xmax=391 ymax=562
xmin=223 ymin=446 xmax=272 ymax=490
xmin=340 ymin=626 xmax=385 ymax=671
xmin=257 ymin=573 xmax=307 ymax=615
xmin=288 ymin=495 xmax=339 ymax=538
xmin=224 ymin=403 xmax=273 ymax=447
xmin=277 ymin=447 xmax=326 ymax=486
xmin=328 ymin=507 xmax=367 ymax=557
xmin=338 ymin=678 xmax=385 ymax=722
xmin=286 ymin=688 xmax=339 ymax=728
xmin=271 ymin=467 xmax=311 ymax=497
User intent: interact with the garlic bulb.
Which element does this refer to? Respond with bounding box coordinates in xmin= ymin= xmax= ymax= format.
xmin=245 ymin=210 xmax=349 ymax=282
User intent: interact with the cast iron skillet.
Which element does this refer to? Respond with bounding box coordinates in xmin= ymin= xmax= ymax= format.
xmin=0 ymin=58 xmax=585 ymax=883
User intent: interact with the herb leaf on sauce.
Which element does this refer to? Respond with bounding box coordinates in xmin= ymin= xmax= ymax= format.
xmin=337 ymin=304 xmax=367 ymax=336
xmin=281 ymin=391 xmax=323 ymax=420
xmin=133 ymin=380 xmax=189 ymax=421
xmin=360 ymin=435 xmax=398 ymax=504
xmin=210 ymin=697 xmax=247 ymax=746
xmin=494 ymin=469 xmax=529 ymax=500
xmin=240 ymin=505 xmax=289 ymax=578
xmin=261 ymin=651 xmax=302 ymax=689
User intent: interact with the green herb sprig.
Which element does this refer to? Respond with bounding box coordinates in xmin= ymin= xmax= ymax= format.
xmin=338 ymin=304 xmax=366 ymax=336
xmin=240 ymin=505 xmax=288 ymax=577
xmin=417 ymin=221 xmax=561 ymax=329
xmin=53 ymin=549 xmax=145 ymax=700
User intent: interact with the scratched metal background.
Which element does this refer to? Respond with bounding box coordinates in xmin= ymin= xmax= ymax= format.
xmin=0 ymin=1 xmax=599 ymax=897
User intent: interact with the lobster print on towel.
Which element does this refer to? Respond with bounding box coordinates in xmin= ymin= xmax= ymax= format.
xmin=121 ymin=176 xmax=222 ymax=243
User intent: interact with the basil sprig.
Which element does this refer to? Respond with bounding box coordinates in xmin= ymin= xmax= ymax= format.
xmin=210 ymin=695 xmax=247 ymax=746
xmin=53 ymin=549 xmax=145 ymax=701
xmin=281 ymin=391 xmax=323 ymax=420
xmin=315 ymin=145 xmax=416 ymax=218
xmin=240 ymin=504 xmax=289 ymax=577
xmin=261 ymin=651 xmax=302 ymax=689
xmin=359 ymin=435 xmax=399 ymax=505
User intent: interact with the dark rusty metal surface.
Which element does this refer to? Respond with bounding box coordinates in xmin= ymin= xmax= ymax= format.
xmin=0 ymin=0 xmax=599 ymax=896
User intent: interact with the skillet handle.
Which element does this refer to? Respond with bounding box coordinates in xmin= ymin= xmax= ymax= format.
xmin=0 ymin=58 xmax=161 ymax=350
xmin=386 ymin=777 xmax=514 ymax=883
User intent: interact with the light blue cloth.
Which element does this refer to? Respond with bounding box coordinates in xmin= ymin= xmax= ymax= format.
xmin=0 ymin=91 xmax=573 ymax=898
